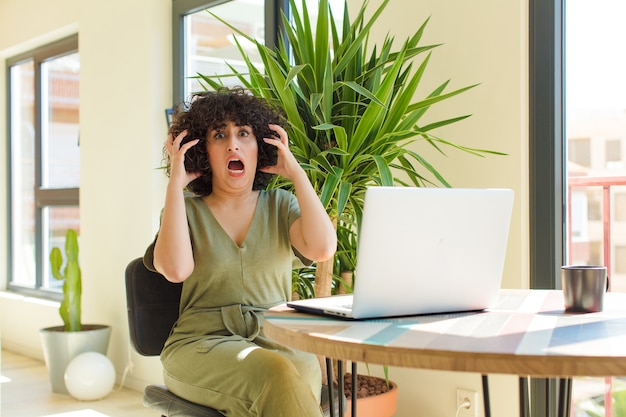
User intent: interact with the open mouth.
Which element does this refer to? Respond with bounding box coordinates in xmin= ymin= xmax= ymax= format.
xmin=228 ymin=159 xmax=245 ymax=173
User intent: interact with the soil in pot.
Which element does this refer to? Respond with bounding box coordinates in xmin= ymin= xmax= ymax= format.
xmin=342 ymin=373 xmax=392 ymax=398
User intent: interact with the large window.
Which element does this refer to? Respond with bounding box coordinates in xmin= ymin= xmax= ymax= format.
xmin=172 ymin=0 xmax=278 ymax=105
xmin=172 ymin=0 xmax=343 ymax=105
xmin=7 ymin=35 xmax=80 ymax=299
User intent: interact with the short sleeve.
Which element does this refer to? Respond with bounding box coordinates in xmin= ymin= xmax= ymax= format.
xmin=284 ymin=190 xmax=313 ymax=268
xmin=143 ymin=239 xmax=157 ymax=272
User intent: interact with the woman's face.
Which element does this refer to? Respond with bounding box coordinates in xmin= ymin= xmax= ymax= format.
xmin=206 ymin=120 xmax=259 ymax=193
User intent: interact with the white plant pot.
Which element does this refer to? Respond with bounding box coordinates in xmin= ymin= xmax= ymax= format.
xmin=40 ymin=324 xmax=112 ymax=394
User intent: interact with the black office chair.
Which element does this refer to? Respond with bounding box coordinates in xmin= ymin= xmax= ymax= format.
xmin=125 ymin=257 xmax=341 ymax=417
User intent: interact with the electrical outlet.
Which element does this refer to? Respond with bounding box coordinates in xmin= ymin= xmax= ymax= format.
xmin=456 ymin=388 xmax=478 ymax=417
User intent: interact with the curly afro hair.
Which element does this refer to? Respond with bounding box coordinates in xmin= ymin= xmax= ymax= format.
xmin=165 ymin=87 xmax=285 ymax=196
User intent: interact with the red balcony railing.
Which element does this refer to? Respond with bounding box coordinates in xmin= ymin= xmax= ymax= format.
xmin=567 ymin=175 xmax=626 ymax=285
xmin=566 ymin=175 xmax=626 ymax=417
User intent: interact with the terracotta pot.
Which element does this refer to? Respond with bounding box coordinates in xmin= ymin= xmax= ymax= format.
xmin=344 ymin=379 xmax=398 ymax=417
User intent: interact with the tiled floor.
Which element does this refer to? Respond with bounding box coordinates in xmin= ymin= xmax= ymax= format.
xmin=1 ymin=350 xmax=155 ymax=417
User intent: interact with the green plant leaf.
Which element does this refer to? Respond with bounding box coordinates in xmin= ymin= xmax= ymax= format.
xmin=372 ymin=155 xmax=394 ymax=186
xmin=319 ymin=172 xmax=341 ymax=210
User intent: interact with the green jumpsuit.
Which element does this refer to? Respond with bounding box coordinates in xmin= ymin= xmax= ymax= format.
xmin=144 ymin=189 xmax=323 ymax=417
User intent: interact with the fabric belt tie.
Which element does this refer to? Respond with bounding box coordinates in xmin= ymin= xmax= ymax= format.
xmin=195 ymin=304 xmax=266 ymax=353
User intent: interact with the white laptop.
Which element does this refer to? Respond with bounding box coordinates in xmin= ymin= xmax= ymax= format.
xmin=287 ymin=187 xmax=514 ymax=319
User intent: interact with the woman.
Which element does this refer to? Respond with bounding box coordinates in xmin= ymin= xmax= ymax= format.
xmin=144 ymin=87 xmax=337 ymax=416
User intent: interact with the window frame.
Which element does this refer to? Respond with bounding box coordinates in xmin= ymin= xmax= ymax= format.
xmin=171 ymin=0 xmax=288 ymax=106
xmin=6 ymin=34 xmax=79 ymax=300
xmin=529 ymin=0 xmax=566 ymax=290
xmin=529 ymin=0 xmax=566 ymax=415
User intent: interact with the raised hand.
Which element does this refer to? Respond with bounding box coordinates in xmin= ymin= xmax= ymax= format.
xmin=259 ymin=124 xmax=303 ymax=181
xmin=165 ymin=130 xmax=201 ymax=188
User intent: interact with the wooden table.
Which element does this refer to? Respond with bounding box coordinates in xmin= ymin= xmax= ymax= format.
xmin=263 ymin=289 xmax=626 ymax=417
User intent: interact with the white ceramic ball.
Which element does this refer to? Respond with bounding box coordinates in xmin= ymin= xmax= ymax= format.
xmin=64 ymin=352 xmax=116 ymax=401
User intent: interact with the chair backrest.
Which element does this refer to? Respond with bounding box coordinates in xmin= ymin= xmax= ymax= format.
xmin=125 ymin=257 xmax=182 ymax=356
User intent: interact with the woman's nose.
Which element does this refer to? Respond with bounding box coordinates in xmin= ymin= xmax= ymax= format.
xmin=227 ymin=135 xmax=240 ymax=151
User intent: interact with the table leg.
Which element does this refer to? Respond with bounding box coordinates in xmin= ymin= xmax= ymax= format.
xmin=519 ymin=377 xmax=529 ymax=417
xmin=557 ymin=378 xmax=572 ymax=417
xmin=482 ymin=375 xmax=492 ymax=417
xmin=325 ymin=359 xmax=355 ymax=417
xmin=337 ymin=360 xmax=344 ymax=417
xmin=351 ymin=362 xmax=358 ymax=417
xmin=326 ymin=358 xmax=335 ymax=417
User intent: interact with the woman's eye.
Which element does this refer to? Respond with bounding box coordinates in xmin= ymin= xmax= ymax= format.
xmin=214 ymin=132 xmax=225 ymax=139
xmin=239 ymin=130 xmax=250 ymax=137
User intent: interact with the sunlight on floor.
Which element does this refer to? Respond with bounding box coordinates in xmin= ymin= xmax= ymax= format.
xmin=1 ymin=350 xmax=154 ymax=417
xmin=45 ymin=411 xmax=110 ymax=417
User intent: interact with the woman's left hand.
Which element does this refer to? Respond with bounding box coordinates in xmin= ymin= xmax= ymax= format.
xmin=259 ymin=124 xmax=303 ymax=180
xmin=262 ymin=124 xmax=336 ymax=262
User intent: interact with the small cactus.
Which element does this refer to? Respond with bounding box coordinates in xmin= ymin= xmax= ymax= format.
xmin=50 ymin=229 xmax=82 ymax=332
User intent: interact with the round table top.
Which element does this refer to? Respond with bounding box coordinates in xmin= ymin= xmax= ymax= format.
xmin=263 ymin=289 xmax=626 ymax=378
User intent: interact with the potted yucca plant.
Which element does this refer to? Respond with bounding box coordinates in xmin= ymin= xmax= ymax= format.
xmin=202 ymin=0 xmax=501 ymax=300
xmin=39 ymin=229 xmax=111 ymax=394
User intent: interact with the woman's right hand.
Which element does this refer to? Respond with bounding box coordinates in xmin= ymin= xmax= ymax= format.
xmin=165 ymin=130 xmax=201 ymax=188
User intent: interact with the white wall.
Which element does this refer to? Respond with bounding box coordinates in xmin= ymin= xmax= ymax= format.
xmin=0 ymin=0 xmax=529 ymax=415
xmin=0 ymin=0 xmax=171 ymax=390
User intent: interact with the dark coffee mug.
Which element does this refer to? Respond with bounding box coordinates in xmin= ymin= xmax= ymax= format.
xmin=561 ymin=265 xmax=608 ymax=313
